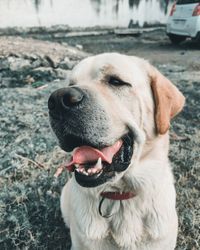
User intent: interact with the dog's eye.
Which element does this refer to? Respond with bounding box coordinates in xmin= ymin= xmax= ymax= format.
xmin=108 ymin=76 xmax=131 ymax=87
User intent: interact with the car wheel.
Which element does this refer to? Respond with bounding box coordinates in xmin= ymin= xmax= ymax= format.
xmin=194 ymin=32 xmax=200 ymax=44
xmin=168 ymin=34 xmax=186 ymax=45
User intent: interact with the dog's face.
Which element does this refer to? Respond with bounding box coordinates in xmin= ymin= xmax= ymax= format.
xmin=48 ymin=53 xmax=185 ymax=188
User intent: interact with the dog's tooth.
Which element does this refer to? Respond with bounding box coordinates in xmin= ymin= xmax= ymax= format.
xmin=97 ymin=157 xmax=102 ymax=165
xmin=96 ymin=169 xmax=100 ymax=174
xmin=83 ymin=169 xmax=89 ymax=175
xmin=86 ymin=158 xmax=103 ymax=176
xmin=87 ymin=168 xmax=92 ymax=174
xmin=96 ymin=170 xmax=103 ymax=177
xmin=79 ymin=168 xmax=84 ymax=173
xmin=95 ymin=157 xmax=102 ymax=170
xmin=91 ymin=168 xmax=98 ymax=174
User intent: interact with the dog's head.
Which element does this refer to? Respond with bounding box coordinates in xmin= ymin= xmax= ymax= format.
xmin=48 ymin=53 xmax=185 ymax=188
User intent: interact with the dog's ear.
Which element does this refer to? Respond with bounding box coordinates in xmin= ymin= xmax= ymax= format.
xmin=148 ymin=65 xmax=185 ymax=135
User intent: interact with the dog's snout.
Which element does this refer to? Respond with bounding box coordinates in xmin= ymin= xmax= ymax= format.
xmin=48 ymin=87 xmax=84 ymax=112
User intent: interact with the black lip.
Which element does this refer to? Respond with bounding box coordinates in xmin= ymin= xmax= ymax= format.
xmin=61 ymin=134 xmax=93 ymax=152
xmin=59 ymin=133 xmax=113 ymax=152
xmin=74 ymin=169 xmax=114 ymax=188
xmin=74 ymin=132 xmax=134 ymax=188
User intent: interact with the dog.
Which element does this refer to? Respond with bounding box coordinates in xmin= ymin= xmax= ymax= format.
xmin=48 ymin=53 xmax=185 ymax=250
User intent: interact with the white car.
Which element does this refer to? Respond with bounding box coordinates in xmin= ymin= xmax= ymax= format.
xmin=166 ymin=0 xmax=200 ymax=44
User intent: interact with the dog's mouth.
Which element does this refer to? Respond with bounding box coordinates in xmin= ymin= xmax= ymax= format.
xmin=65 ymin=132 xmax=134 ymax=188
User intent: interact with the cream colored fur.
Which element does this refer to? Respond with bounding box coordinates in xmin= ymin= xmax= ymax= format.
xmin=60 ymin=53 xmax=184 ymax=250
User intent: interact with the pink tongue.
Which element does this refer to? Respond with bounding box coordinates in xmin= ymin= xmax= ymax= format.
xmin=66 ymin=140 xmax=123 ymax=171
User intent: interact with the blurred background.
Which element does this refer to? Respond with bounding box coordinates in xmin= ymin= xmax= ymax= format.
xmin=0 ymin=0 xmax=172 ymax=28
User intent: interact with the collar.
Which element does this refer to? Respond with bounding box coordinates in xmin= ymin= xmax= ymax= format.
xmin=100 ymin=191 xmax=136 ymax=201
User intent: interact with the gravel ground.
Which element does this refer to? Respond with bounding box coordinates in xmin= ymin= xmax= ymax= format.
xmin=0 ymin=29 xmax=199 ymax=249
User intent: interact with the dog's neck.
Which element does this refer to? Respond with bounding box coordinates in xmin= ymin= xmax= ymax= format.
xmin=140 ymin=133 xmax=169 ymax=162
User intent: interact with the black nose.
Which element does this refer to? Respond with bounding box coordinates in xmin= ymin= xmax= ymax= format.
xmin=48 ymin=87 xmax=84 ymax=112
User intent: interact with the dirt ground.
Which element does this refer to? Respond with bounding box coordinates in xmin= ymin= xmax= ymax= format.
xmin=0 ymin=29 xmax=199 ymax=250
xmin=53 ymin=29 xmax=200 ymax=69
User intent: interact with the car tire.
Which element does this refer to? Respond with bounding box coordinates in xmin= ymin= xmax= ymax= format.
xmin=168 ymin=34 xmax=186 ymax=45
xmin=194 ymin=32 xmax=200 ymax=44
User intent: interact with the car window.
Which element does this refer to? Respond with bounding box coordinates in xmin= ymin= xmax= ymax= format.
xmin=177 ymin=0 xmax=200 ymax=4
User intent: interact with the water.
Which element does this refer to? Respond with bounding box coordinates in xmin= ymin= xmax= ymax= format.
xmin=0 ymin=0 xmax=172 ymax=28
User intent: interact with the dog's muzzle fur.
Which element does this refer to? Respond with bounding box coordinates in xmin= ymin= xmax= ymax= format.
xmin=48 ymin=87 xmax=134 ymax=187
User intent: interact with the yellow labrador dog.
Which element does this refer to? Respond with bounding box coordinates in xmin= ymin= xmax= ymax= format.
xmin=48 ymin=53 xmax=185 ymax=250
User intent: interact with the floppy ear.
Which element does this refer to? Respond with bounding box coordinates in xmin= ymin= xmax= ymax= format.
xmin=149 ymin=66 xmax=185 ymax=135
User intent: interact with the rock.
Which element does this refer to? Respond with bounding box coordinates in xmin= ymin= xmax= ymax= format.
xmin=31 ymin=67 xmax=56 ymax=81
xmin=30 ymin=58 xmax=42 ymax=68
xmin=24 ymin=75 xmax=35 ymax=84
xmin=0 ymin=36 xmax=88 ymax=87
xmin=8 ymin=57 xmax=32 ymax=71
xmin=45 ymin=55 xmax=61 ymax=68
xmin=46 ymin=24 xmax=71 ymax=33
xmin=23 ymin=53 xmax=38 ymax=60
xmin=76 ymin=44 xmax=83 ymax=50
xmin=55 ymin=68 xmax=71 ymax=80
xmin=0 ymin=77 xmax=12 ymax=88
xmin=59 ymin=57 xmax=75 ymax=70
xmin=158 ymin=64 xmax=186 ymax=73
xmin=0 ymin=58 xmax=9 ymax=70
xmin=40 ymin=57 xmax=50 ymax=68
xmin=168 ymin=65 xmax=186 ymax=73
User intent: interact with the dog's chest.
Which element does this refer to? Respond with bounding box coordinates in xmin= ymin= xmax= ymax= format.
xmin=82 ymin=198 xmax=144 ymax=248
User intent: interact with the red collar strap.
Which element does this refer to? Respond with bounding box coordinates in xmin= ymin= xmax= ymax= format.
xmin=100 ymin=191 xmax=136 ymax=200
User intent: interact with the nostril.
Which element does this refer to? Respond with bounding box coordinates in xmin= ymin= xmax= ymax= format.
xmin=48 ymin=96 xmax=56 ymax=110
xmin=48 ymin=87 xmax=84 ymax=112
xmin=62 ymin=89 xmax=83 ymax=108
